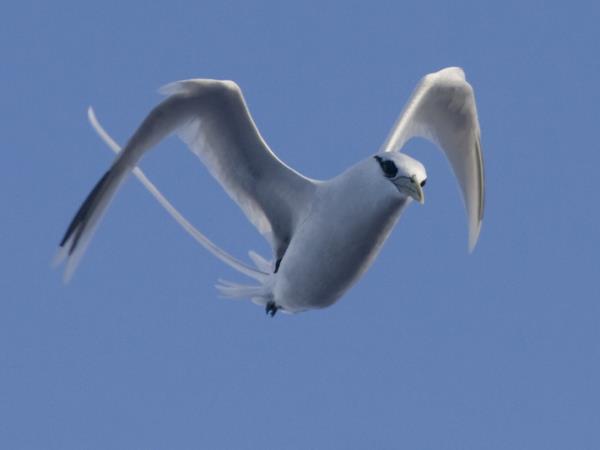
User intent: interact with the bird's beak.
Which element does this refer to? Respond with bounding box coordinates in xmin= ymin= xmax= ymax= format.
xmin=413 ymin=181 xmax=425 ymax=204
xmin=395 ymin=176 xmax=425 ymax=204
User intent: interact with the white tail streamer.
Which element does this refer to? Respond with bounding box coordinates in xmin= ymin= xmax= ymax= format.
xmin=87 ymin=107 xmax=268 ymax=282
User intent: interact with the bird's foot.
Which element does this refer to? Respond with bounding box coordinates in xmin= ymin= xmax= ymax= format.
xmin=265 ymin=301 xmax=279 ymax=317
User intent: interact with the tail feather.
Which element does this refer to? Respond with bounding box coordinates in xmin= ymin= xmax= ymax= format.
xmin=248 ymin=250 xmax=272 ymax=273
xmin=215 ymin=250 xmax=274 ymax=304
xmin=215 ymin=279 xmax=264 ymax=297
xmin=215 ymin=279 xmax=271 ymax=305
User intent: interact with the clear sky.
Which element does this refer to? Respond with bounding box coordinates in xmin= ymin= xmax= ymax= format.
xmin=1 ymin=1 xmax=599 ymax=449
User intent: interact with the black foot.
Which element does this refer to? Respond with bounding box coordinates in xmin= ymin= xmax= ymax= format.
xmin=265 ymin=301 xmax=279 ymax=317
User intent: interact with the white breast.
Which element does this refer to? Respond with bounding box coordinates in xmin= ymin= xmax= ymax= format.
xmin=273 ymin=161 xmax=410 ymax=312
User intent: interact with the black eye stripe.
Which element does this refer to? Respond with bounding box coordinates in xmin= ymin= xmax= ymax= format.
xmin=374 ymin=156 xmax=398 ymax=178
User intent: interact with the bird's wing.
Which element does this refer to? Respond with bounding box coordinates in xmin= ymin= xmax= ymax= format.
xmin=157 ymin=80 xmax=316 ymax=260
xmin=380 ymin=67 xmax=485 ymax=251
xmin=86 ymin=107 xmax=268 ymax=283
xmin=56 ymin=80 xmax=315 ymax=280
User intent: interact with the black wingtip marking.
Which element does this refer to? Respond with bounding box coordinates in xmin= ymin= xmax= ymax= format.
xmin=274 ymin=258 xmax=282 ymax=273
xmin=59 ymin=170 xmax=111 ymax=254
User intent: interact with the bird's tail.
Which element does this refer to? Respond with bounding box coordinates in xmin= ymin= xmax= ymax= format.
xmin=215 ymin=250 xmax=274 ymax=306
xmin=54 ymin=155 xmax=132 ymax=282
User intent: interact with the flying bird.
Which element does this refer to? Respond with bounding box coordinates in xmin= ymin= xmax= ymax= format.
xmin=56 ymin=67 xmax=485 ymax=316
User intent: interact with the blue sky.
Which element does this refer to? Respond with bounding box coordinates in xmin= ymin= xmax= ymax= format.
xmin=2 ymin=1 xmax=599 ymax=448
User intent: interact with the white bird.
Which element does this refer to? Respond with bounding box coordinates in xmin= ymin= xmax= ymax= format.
xmin=56 ymin=67 xmax=484 ymax=316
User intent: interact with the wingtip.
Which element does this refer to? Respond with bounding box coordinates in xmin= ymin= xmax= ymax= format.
xmin=51 ymin=245 xmax=68 ymax=271
xmin=435 ymin=66 xmax=466 ymax=80
xmin=468 ymin=240 xmax=476 ymax=254
xmin=51 ymin=245 xmax=75 ymax=284
xmin=467 ymin=221 xmax=482 ymax=253
xmin=62 ymin=270 xmax=73 ymax=284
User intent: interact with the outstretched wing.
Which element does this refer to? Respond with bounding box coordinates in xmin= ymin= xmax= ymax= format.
xmin=57 ymin=80 xmax=315 ymax=280
xmin=156 ymin=80 xmax=316 ymax=260
xmin=380 ymin=67 xmax=485 ymax=251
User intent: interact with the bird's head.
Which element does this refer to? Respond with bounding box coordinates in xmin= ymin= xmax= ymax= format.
xmin=373 ymin=152 xmax=427 ymax=204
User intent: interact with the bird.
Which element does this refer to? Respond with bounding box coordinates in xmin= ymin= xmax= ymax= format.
xmin=55 ymin=67 xmax=485 ymax=316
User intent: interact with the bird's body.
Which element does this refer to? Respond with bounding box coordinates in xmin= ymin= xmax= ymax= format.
xmin=56 ymin=67 xmax=485 ymax=315
xmin=272 ymin=161 xmax=411 ymax=312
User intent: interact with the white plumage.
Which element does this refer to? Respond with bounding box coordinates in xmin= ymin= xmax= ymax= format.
xmin=56 ymin=67 xmax=485 ymax=315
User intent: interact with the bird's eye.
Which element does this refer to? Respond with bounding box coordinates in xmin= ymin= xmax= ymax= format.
xmin=374 ymin=156 xmax=398 ymax=178
xmin=420 ymin=179 xmax=427 ymax=187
